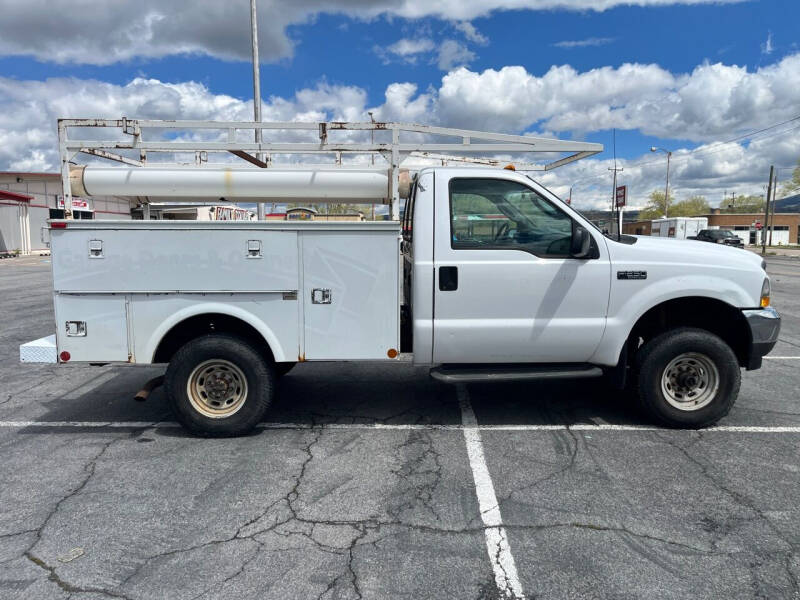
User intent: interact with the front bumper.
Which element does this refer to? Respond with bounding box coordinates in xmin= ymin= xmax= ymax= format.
xmin=742 ymin=306 xmax=781 ymax=370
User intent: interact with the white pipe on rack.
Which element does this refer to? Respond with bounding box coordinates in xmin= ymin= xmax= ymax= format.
xmin=70 ymin=166 xmax=393 ymax=202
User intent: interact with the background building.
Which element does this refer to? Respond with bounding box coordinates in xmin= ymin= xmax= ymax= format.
xmin=704 ymin=212 xmax=799 ymax=246
xmin=0 ymin=172 xmax=134 ymax=255
xmin=622 ymin=212 xmax=800 ymax=245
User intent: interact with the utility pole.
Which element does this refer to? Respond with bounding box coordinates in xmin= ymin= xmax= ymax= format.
xmin=250 ymin=0 xmax=265 ymax=221
xmin=768 ymin=169 xmax=777 ymax=246
xmin=762 ymin=166 xmax=774 ymax=255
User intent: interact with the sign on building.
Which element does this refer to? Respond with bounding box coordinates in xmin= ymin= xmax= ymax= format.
xmin=615 ymin=185 xmax=627 ymax=208
xmin=57 ymin=196 xmax=90 ymax=210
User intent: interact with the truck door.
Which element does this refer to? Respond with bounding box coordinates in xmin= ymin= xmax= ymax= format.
xmin=432 ymin=173 xmax=611 ymax=364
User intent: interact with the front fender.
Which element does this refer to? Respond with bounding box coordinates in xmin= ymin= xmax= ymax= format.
xmin=590 ymin=273 xmax=754 ymax=366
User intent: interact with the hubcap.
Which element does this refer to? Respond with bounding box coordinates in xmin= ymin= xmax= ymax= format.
xmin=661 ymin=352 xmax=719 ymax=411
xmin=186 ymin=359 xmax=248 ymax=418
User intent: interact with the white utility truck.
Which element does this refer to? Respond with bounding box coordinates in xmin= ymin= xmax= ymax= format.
xmin=20 ymin=119 xmax=780 ymax=436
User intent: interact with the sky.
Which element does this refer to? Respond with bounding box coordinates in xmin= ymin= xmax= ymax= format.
xmin=0 ymin=0 xmax=798 ymax=211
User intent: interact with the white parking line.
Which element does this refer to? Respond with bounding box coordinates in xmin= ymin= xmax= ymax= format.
xmin=458 ymin=385 xmax=525 ymax=600
xmin=2 ymin=421 xmax=800 ymax=433
xmin=764 ymin=356 xmax=800 ymax=359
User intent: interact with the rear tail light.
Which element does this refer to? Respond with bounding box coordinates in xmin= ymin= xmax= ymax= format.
xmin=51 ymin=222 xmax=67 ymax=229
xmin=59 ymin=351 xmax=71 ymax=362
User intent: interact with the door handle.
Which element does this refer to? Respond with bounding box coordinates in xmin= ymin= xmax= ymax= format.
xmin=439 ymin=266 xmax=458 ymax=291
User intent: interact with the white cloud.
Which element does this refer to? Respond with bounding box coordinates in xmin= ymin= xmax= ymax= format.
xmin=436 ymin=40 xmax=476 ymax=71
xmin=761 ymin=31 xmax=774 ymax=55
xmin=0 ymin=0 xmax=744 ymax=65
xmin=553 ymin=37 xmax=616 ymax=49
xmin=436 ymin=54 xmax=800 ymax=142
xmin=376 ymin=38 xmax=436 ymax=64
xmin=2 ymin=52 xmax=798 ymax=209
xmin=454 ymin=22 xmax=489 ymax=45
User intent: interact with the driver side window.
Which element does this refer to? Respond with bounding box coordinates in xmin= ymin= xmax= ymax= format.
xmin=449 ymin=178 xmax=574 ymax=257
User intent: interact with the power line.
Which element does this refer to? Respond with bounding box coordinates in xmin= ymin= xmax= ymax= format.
xmin=569 ymin=114 xmax=800 ymax=187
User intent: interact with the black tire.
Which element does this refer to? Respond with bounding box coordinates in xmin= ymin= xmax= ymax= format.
xmin=635 ymin=327 xmax=740 ymax=428
xmin=165 ymin=334 xmax=275 ymax=437
xmin=274 ymin=362 xmax=296 ymax=377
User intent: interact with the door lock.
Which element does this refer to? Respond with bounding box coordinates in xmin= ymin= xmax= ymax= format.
xmin=311 ymin=288 xmax=332 ymax=304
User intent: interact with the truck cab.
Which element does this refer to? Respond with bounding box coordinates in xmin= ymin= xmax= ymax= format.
xmin=403 ymin=167 xmax=779 ymax=426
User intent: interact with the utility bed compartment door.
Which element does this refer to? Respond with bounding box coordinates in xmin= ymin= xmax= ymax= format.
xmin=302 ymin=232 xmax=399 ymax=360
xmin=54 ymin=295 xmax=130 ymax=362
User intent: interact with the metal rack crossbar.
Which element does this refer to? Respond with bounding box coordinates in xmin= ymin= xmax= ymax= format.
xmin=58 ymin=118 xmax=603 ymax=219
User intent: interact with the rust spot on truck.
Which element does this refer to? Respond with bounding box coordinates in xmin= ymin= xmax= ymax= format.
xmin=298 ymin=353 xmax=306 ymax=362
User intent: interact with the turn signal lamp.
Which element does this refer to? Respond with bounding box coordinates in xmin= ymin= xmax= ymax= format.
xmin=504 ymin=164 xmax=516 ymax=171
xmin=760 ymin=278 xmax=771 ymax=308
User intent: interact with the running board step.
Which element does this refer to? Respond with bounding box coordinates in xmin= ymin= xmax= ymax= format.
xmin=430 ymin=364 xmax=603 ymax=383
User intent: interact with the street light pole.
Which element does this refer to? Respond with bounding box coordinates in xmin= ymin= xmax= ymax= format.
xmin=651 ymin=146 xmax=672 ymax=218
xmin=368 ymin=111 xmax=375 ymax=221
xmin=250 ymin=0 xmax=265 ymax=220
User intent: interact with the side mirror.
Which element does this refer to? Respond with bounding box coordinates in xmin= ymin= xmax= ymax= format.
xmin=570 ymin=224 xmax=592 ymax=258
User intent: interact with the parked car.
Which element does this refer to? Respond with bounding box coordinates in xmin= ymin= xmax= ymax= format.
xmin=690 ymin=229 xmax=745 ymax=248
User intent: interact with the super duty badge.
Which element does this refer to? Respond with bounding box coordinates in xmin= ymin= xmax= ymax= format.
xmin=617 ymin=271 xmax=647 ymax=280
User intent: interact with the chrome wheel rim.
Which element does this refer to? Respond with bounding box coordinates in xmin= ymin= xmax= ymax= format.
xmin=186 ymin=359 xmax=248 ymax=419
xmin=661 ymin=352 xmax=719 ymax=411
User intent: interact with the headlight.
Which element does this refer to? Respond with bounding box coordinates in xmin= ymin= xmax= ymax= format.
xmin=760 ymin=278 xmax=771 ymax=308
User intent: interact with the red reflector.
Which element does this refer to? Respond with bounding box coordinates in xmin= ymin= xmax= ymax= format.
xmin=59 ymin=351 xmax=71 ymax=362
xmin=51 ymin=222 xmax=67 ymax=229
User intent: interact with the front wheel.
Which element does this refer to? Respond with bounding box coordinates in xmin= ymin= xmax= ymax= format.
xmin=636 ymin=327 xmax=740 ymax=428
xmin=165 ymin=334 xmax=275 ymax=437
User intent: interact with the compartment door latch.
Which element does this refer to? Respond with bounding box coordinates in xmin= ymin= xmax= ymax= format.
xmin=66 ymin=321 xmax=87 ymax=337
xmin=89 ymin=239 xmax=103 ymax=258
xmin=311 ymin=288 xmax=332 ymax=304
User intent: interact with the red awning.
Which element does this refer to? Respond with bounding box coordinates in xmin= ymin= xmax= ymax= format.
xmin=0 ymin=190 xmax=33 ymax=202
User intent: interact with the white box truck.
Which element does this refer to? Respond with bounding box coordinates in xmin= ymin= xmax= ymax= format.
xmin=651 ymin=217 xmax=708 ymax=239
xmin=20 ymin=119 xmax=780 ymax=436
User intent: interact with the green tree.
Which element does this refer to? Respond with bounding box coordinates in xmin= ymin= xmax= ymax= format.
xmin=671 ymin=195 xmax=710 ymax=217
xmin=638 ymin=190 xmax=674 ymax=220
xmin=719 ymin=194 xmax=765 ymax=214
xmin=780 ymin=158 xmax=800 ymax=197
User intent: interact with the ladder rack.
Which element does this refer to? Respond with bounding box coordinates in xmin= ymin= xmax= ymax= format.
xmin=58 ymin=118 xmax=603 ymax=219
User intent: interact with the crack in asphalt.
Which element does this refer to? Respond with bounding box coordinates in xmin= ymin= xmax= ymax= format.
xmin=657 ymin=432 xmax=800 ymax=596
xmin=24 ymin=551 xmax=132 ymax=600
xmin=500 ymin=427 xmax=580 ymax=504
xmin=18 ymin=429 xmax=154 ymax=599
xmin=9 ymin=414 xmax=800 ymax=598
xmin=387 ymin=430 xmax=444 ymax=522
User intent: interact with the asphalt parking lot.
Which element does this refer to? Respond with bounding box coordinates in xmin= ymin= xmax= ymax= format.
xmin=1 ymin=253 xmax=799 ymax=599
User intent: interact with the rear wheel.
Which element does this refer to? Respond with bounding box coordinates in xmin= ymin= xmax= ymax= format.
xmin=636 ymin=327 xmax=740 ymax=428
xmin=165 ymin=334 xmax=275 ymax=437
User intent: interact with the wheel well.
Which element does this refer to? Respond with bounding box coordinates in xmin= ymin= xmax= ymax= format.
xmin=152 ymin=313 xmax=275 ymax=364
xmin=627 ymin=297 xmax=752 ymax=368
